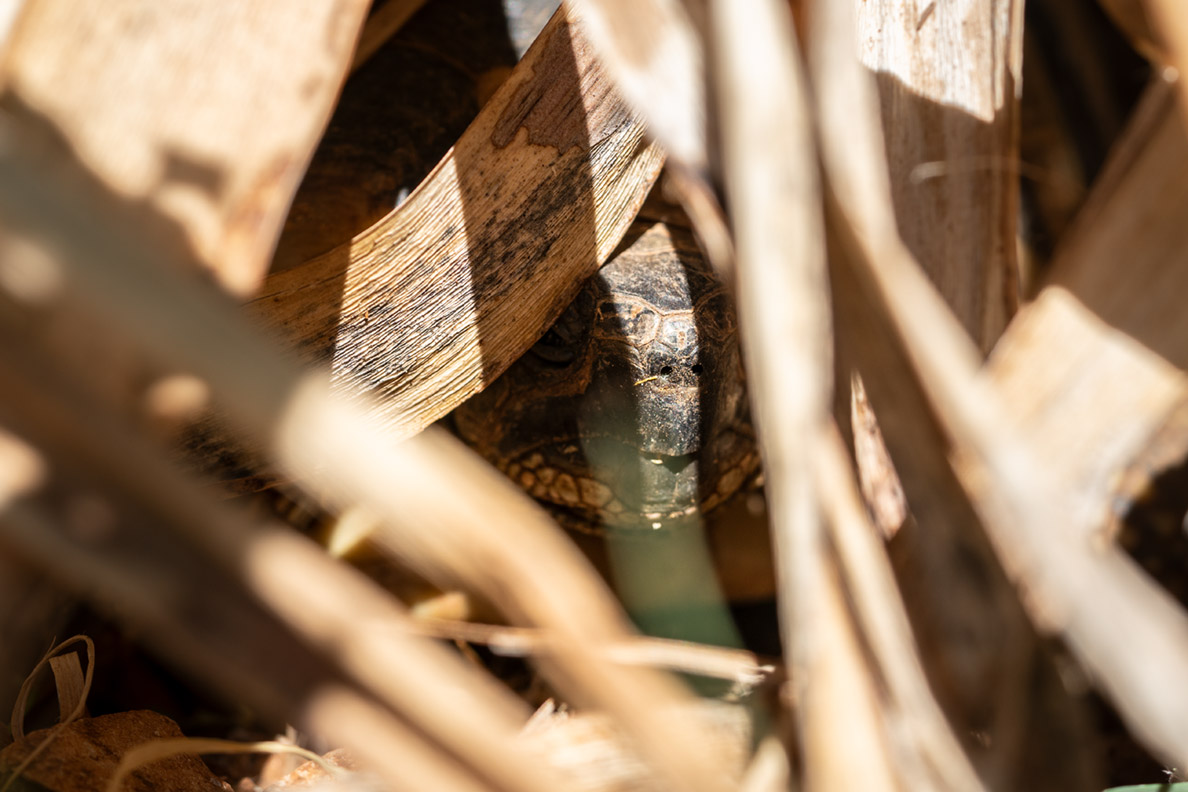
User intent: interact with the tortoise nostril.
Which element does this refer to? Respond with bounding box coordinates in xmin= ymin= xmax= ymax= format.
xmin=656 ymin=453 xmax=695 ymax=474
xmin=691 ymin=363 xmax=704 ymax=375
xmin=659 ymin=365 xmax=673 ymax=378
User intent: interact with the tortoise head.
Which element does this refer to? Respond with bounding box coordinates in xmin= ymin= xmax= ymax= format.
xmin=453 ymin=223 xmax=757 ymax=531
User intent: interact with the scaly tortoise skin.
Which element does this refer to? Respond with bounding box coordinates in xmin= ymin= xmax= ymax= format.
xmin=453 ymin=220 xmax=760 ymax=533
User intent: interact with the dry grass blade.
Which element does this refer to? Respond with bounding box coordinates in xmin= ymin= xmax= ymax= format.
xmin=2 ymin=636 xmax=94 ymax=792
xmin=0 ymin=102 xmax=736 ymax=792
xmin=0 ymin=1 xmax=369 ymax=295
xmin=46 ymin=653 xmax=85 ymax=730
xmin=8 ymin=636 xmax=93 ymax=742
xmin=250 ymin=6 xmax=664 ymax=439
xmin=410 ymin=618 xmax=773 ymax=686
xmin=707 ymin=0 xmax=835 ymax=783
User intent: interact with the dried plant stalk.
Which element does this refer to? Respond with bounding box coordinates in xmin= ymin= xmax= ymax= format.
xmin=707 ymin=0 xmax=844 ymax=786
xmin=816 ymin=425 xmax=984 ymax=792
xmin=409 ymin=618 xmax=772 ymax=686
xmin=806 ymin=2 xmax=1058 ymax=786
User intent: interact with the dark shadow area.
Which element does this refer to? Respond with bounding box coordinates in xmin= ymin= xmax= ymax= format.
xmin=1025 ymin=0 xmax=1149 ymax=179
xmin=1019 ymin=0 xmax=1149 ymax=269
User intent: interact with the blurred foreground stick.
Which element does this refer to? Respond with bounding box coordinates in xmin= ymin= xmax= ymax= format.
xmin=0 ymin=349 xmax=766 ymax=791
xmin=0 ymin=410 xmax=551 ymax=792
xmin=0 ymin=327 xmax=753 ymax=791
xmin=0 ymin=94 xmax=737 ymax=792
xmin=706 ymin=1 xmax=908 ymax=791
xmin=0 ymin=0 xmax=371 ymax=295
xmin=569 ymin=0 xmax=1008 ymax=789
xmin=0 ymin=0 xmax=371 ymax=722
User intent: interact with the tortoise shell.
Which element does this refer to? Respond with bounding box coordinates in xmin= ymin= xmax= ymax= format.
xmin=453 ymin=220 xmax=759 ymax=532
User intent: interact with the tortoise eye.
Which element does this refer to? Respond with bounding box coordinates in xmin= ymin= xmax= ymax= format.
xmin=530 ymin=326 xmax=578 ymax=366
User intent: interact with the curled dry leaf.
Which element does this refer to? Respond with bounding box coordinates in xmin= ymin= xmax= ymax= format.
xmin=249 ymin=6 xmax=664 ymax=439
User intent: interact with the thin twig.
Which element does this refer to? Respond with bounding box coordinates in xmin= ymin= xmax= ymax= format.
xmin=409 ymin=618 xmax=776 ymax=688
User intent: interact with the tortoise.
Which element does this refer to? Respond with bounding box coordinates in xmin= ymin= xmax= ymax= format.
xmin=453 ymin=219 xmax=760 ymax=533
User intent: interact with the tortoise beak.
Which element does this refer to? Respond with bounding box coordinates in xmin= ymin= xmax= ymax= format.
xmin=579 ymin=434 xmax=701 ymax=522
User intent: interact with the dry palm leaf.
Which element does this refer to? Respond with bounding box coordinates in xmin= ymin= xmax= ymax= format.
xmin=249 ymin=6 xmax=664 ymax=437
